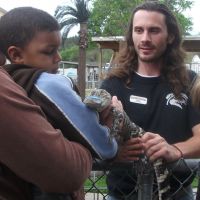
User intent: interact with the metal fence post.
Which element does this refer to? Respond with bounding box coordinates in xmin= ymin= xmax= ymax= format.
xmin=195 ymin=162 xmax=200 ymax=200
xmin=137 ymin=168 xmax=153 ymax=200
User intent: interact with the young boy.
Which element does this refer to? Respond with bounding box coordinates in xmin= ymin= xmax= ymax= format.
xmin=0 ymin=47 xmax=92 ymax=200
xmin=0 ymin=59 xmax=92 ymax=200
xmin=0 ymin=7 xmax=120 ymax=200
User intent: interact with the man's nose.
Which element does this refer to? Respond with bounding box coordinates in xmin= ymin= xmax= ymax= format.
xmin=141 ymin=31 xmax=151 ymax=42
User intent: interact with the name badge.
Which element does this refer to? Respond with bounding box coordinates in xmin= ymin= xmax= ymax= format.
xmin=130 ymin=95 xmax=147 ymax=105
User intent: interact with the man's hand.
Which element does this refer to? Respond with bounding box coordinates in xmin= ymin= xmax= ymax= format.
xmin=141 ymin=132 xmax=182 ymax=162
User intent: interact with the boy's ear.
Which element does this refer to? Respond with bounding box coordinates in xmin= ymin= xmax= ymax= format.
xmin=7 ymin=46 xmax=24 ymax=64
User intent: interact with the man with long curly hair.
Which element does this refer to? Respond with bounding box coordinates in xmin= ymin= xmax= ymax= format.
xmin=101 ymin=2 xmax=200 ymax=200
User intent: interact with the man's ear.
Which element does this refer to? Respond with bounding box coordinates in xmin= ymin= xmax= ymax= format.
xmin=167 ymin=34 xmax=174 ymax=44
xmin=7 ymin=46 xmax=24 ymax=64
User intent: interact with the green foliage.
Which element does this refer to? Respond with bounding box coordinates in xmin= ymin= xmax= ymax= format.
xmin=101 ymin=49 xmax=113 ymax=63
xmin=61 ymin=36 xmax=79 ymax=49
xmin=60 ymin=42 xmax=112 ymax=64
xmin=89 ymin=0 xmax=194 ymax=36
xmin=56 ymin=0 xmax=194 ymax=40
xmin=86 ymin=47 xmax=99 ymax=62
xmin=160 ymin=0 xmax=194 ymax=35
xmin=60 ymin=45 xmax=79 ymax=61
xmin=54 ymin=0 xmax=91 ymax=42
xmin=89 ymin=0 xmax=142 ymax=36
xmin=58 ymin=0 xmax=194 ymax=66
xmin=176 ymin=13 xmax=193 ymax=35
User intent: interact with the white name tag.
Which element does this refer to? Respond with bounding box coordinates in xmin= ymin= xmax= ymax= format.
xmin=130 ymin=95 xmax=147 ymax=105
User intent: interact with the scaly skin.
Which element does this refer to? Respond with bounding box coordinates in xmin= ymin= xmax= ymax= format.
xmin=84 ymin=89 xmax=170 ymax=200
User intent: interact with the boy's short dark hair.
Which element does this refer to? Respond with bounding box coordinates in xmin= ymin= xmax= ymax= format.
xmin=0 ymin=7 xmax=60 ymax=59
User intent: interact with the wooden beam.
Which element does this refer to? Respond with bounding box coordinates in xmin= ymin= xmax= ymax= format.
xmin=92 ymin=36 xmax=200 ymax=52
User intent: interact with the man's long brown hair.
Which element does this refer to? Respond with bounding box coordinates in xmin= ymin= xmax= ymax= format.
xmin=107 ymin=2 xmax=189 ymax=98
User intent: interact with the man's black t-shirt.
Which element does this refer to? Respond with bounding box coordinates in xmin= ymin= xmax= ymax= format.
xmin=100 ymin=70 xmax=200 ymax=197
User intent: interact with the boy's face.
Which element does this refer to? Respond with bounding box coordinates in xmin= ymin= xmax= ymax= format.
xmin=11 ymin=31 xmax=62 ymax=72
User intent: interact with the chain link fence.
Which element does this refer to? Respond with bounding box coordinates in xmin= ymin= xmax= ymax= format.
xmin=84 ymin=159 xmax=200 ymax=200
xmin=58 ymin=61 xmax=200 ymax=199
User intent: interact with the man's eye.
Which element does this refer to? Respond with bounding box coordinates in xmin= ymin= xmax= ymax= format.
xmin=134 ymin=28 xmax=143 ymax=34
xmin=150 ymin=28 xmax=160 ymax=33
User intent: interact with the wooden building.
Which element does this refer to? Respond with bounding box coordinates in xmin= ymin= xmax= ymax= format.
xmin=0 ymin=7 xmax=6 ymax=17
xmin=92 ymin=36 xmax=200 ymax=76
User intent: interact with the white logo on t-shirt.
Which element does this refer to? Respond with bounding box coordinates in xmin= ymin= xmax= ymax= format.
xmin=166 ymin=93 xmax=188 ymax=109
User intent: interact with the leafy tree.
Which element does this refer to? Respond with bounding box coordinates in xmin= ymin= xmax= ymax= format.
xmin=89 ymin=0 xmax=142 ymax=36
xmin=55 ymin=0 xmax=91 ymax=98
xmin=60 ymin=45 xmax=79 ymax=61
xmin=160 ymin=0 xmax=193 ymax=34
xmin=89 ymin=0 xmax=193 ymax=36
xmin=61 ymin=35 xmax=79 ymax=49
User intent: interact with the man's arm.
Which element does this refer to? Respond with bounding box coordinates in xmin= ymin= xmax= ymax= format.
xmin=142 ymin=127 xmax=200 ymax=163
xmin=0 ymin=68 xmax=92 ymax=193
xmin=175 ymin=124 xmax=200 ymax=158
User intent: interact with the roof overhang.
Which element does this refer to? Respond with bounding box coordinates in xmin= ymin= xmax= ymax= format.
xmin=183 ymin=36 xmax=200 ymax=52
xmin=92 ymin=36 xmax=200 ymax=52
xmin=0 ymin=7 xmax=7 ymax=14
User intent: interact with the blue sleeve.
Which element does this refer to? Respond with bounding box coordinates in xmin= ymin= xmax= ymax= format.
xmin=35 ymin=72 xmax=118 ymax=160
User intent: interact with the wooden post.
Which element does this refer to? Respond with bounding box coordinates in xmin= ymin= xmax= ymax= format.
xmin=78 ymin=22 xmax=88 ymax=99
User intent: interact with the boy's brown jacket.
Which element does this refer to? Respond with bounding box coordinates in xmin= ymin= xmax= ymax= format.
xmin=0 ymin=67 xmax=92 ymax=200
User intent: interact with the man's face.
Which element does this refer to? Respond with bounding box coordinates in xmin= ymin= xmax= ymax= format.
xmin=19 ymin=30 xmax=62 ymax=72
xmin=132 ymin=10 xmax=171 ymax=64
